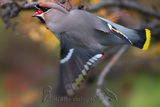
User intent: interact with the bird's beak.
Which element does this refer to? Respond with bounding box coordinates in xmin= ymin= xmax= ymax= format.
xmin=32 ymin=12 xmax=38 ymax=17
xmin=32 ymin=5 xmax=39 ymax=17
xmin=31 ymin=4 xmax=46 ymax=24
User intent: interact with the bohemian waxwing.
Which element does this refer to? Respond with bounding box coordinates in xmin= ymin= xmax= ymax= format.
xmin=32 ymin=2 xmax=151 ymax=96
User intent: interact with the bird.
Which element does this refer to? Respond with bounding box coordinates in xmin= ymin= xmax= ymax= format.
xmin=32 ymin=2 xmax=151 ymax=96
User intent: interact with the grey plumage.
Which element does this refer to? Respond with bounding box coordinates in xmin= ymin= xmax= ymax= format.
xmin=32 ymin=2 xmax=151 ymax=96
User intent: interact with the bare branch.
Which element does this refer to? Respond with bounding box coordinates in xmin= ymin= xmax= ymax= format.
xmin=88 ymin=1 xmax=160 ymax=19
xmin=0 ymin=0 xmax=160 ymax=35
xmin=96 ymin=45 xmax=128 ymax=107
xmin=0 ymin=0 xmax=35 ymax=32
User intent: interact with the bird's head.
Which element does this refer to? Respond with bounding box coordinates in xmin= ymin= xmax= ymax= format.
xmin=32 ymin=2 xmax=68 ymax=24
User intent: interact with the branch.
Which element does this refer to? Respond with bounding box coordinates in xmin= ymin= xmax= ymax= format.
xmin=0 ymin=0 xmax=37 ymax=32
xmin=1 ymin=0 xmax=160 ymax=36
xmin=88 ymin=1 xmax=160 ymax=19
xmin=96 ymin=45 xmax=128 ymax=107
xmin=0 ymin=0 xmax=73 ymax=31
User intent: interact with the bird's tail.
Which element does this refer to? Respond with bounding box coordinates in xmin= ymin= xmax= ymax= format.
xmin=130 ymin=29 xmax=151 ymax=50
xmin=111 ymin=27 xmax=151 ymax=50
xmin=98 ymin=17 xmax=151 ymax=50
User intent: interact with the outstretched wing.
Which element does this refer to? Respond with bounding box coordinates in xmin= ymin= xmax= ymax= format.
xmin=57 ymin=31 xmax=104 ymax=96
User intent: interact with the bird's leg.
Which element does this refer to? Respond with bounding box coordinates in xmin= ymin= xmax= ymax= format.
xmin=85 ymin=0 xmax=90 ymax=10
xmin=54 ymin=0 xmax=59 ymax=4
xmin=68 ymin=0 xmax=72 ymax=11
xmin=62 ymin=0 xmax=72 ymax=11
xmin=55 ymin=0 xmax=72 ymax=11
xmin=65 ymin=0 xmax=69 ymax=10
xmin=55 ymin=0 xmax=70 ymax=11
xmin=60 ymin=0 xmax=66 ymax=4
xmin=79 ymin=0 xmax=85 ymax=5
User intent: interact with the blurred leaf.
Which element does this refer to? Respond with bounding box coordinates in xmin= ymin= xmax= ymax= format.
xmin=90 ymin=0 xmax=100 ymax=5
xmin=148 ymin=42 xmax=160 ymax=56
xmin=127 ymin=74 xmax=160 ymax=107
xmin=71 ymin=0 xmax=80 ymax=5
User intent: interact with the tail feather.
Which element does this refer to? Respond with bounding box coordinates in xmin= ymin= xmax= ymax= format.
xmin=131 ymin=29 xmax=151 ymax=50
xmin=142 ymin=29 xmax=151 ymax=50
xmin=98 ymin=16 xmax=151 ymax=50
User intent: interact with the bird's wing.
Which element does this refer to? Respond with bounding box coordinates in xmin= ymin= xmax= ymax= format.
xmin=57 ymin=31 xmax=104 ymax=96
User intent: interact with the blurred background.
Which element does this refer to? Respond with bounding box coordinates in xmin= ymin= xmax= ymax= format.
xmin=0 ymin=0 xmax=160 ymax=107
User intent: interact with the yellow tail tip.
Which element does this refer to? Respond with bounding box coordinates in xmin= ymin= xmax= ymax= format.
xmin=142 ymin=29 xmax=151 ymax=50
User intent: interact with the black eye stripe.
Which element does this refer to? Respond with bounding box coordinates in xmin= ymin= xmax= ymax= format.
xmin=36 ymin=4 xmax=41 ymax=8
xmin=41 ymin=8 xmax=50 ymax=12
xmin=36 ymin=5 xmax=50 ymax=12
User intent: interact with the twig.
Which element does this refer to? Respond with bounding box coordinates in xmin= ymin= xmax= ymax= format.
xmin=108 ymin=14 xmax=133 ymax=20
xmin=96 ymin=45 xmax=128 ymax=107
xmin=0 ymin=0 xmax=160 ymax=35
xmin=88 ymin=1 xmax=160 ymax=19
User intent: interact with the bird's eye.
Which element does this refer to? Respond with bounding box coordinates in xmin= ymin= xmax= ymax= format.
xmin=38 ymin=9 xmax=43 ymax=14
